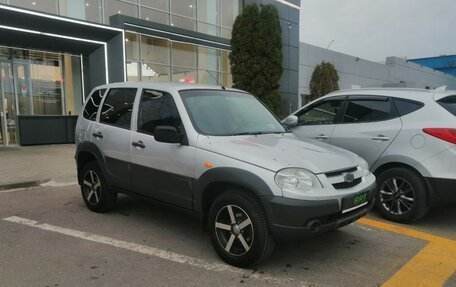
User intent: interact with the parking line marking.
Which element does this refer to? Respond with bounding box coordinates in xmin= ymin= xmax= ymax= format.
xmin=358 ymin=218 xmax=456 ymax=287
xmin=2 ymin=216 xmax=299 ymax=286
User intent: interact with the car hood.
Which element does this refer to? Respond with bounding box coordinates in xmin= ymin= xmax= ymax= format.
xmin=197 ymin=133 xmax=360 ymax=173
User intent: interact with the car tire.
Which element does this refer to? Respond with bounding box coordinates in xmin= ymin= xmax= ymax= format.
xmin=208 ymin=190 xmax=275 ymax=268
xmin=79 ymin=161 xmax=117 ymax=213
xmin=375 ymin=167 xmax=429 ymax=223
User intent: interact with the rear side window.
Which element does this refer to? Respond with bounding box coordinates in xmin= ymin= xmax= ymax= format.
xmin=297 ymin=99 xmax=344 ymax=125
xmin=83 ymin=89 xmax=106 ymax=120
xmin=393 ymin=98 xmax=424 ymax=116
xmin=343 ymin=99 xmax=397 ymax=123
xmin=100 ymin=88 xmax=137 ymax=129
xmin=438 ymin=96 xmax=456 ymax=116
xmin=137 ymin=90 xmax=181 ymax=135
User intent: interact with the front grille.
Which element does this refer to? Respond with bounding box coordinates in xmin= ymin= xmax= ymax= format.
xmin=325 ymin=166 xmax=362 ymax=190
xmin=332 ymin=178 xmax=362 ymax=189
xmin=325 ymin=167 xmax=358 ymax=178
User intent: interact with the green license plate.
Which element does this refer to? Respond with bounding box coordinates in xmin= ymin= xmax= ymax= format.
xmin=342 ymin=192 xmax=368 ymax=213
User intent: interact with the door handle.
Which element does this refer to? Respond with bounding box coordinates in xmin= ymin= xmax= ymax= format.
xmin=315 ymin=134 xmax=329 ymax=140
xmin=132 ymin=140 xmax=145 ymax=148
xmin=92 ymin=132 xmax=103 ymax=139
xmin=372 ymin=135 xmax=390 ymax=141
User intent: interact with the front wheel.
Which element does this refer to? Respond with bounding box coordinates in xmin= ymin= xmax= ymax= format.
xmin=375 ymin=167 xmax=429 ymax=223
xmin=80 ymin=161 xmax=117 ymax=213
xmin=208 ymin=191 xmax=275 ymax=267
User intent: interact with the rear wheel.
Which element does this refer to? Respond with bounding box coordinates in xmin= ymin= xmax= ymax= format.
xmin=375 ymin=167 xmax=429 ymax=223
xmin=80 ymin=161 xmax=117 ymax=212
xmin=208 ymin=190 xmax=275 ymax=267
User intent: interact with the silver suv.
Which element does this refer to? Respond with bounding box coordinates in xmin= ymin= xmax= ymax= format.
xmin=284 ymin=87 xmax=456 ymax=223
xmin=75 ymin=83 xmax=376 ymax=267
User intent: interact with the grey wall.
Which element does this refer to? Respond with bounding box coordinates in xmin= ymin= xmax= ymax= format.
xmin=299 ymin=42 xmax=456 ymax=106
xmin=244 ymin=0 xmax=300 ymax=115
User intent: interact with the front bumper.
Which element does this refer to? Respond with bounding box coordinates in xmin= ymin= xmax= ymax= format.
xmin=261 ymin=183 xmax=377 ymax=241
xmin=425 ymin=177 xmax=456 ymax=204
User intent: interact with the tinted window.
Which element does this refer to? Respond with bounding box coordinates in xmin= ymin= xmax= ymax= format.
xmin=100 ymin=88 xmax=137 ymax=129
xmin=343 ymin=99 xmax=396 ymax=123
xmin=83 ymin=89 xmax=106 ymax=120
xmin=438 ymin=96 xmax=456 ymax=116
xmin=137 ymin=90 xmax=182 ymax=135
xmin=297 ymin=99 xmax=343 ymax=125
xmin=394 ymin=98 xmax=424 ymax=116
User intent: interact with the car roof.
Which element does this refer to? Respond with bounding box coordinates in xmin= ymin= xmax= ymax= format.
xmin=320 ymin=87 xmax=456 ymax=102
xmin=91 ymin=82 xmax=244 ymax=94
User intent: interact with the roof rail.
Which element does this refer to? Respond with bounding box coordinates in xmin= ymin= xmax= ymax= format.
xmin=433 ymin=85 xmax=447 ymax=92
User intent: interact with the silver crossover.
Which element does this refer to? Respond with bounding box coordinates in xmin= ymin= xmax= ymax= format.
xmin=75 ymin=83 xmax=376 ymax=267
xmin=284 ymin=87 xmax=456 ymax=223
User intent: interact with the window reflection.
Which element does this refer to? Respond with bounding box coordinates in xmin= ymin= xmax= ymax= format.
xmin=172 ymin=42 xmax=197 ymax=68
xmin=142 ymin=63 xmax=170 ymax=82
xmin=105 ymin=0 xmax=138 ymax=24
xmin=170 ymin=0 xmax=196 ymax=18
xmin=9 ymin=0 xmax=58 ymax=14
xmin=141 ymin=37 xmax=169 ymax=65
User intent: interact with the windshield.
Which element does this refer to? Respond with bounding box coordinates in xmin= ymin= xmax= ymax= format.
xmin=179 ymin=90 xmax=286 ymax=136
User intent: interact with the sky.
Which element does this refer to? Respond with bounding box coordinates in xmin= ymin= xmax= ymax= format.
xmin=299 ymin=0 xmax=456 ymax=62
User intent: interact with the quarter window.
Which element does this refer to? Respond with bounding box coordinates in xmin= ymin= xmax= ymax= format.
xmin=394 ymin=99 xmax=424 ymax=116
xmin=83 ymin=89 xmax=106 ymax=121
xmin=137 ymin=90 xmax=182 ymax=135
xmin=343 ymin=99 xmax=396 ymax=123
xmin=297 ymin=99 xmax=344 ymax=125
xmin=99 ymin=88 xmax=137 ymax=129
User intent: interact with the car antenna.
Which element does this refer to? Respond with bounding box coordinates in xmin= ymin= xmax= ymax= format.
xmin=206 ymin=70 xmax=226 ymax=90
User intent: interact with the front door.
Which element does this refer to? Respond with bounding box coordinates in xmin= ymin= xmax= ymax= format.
xmin=330 ymin=96 xmax=402 ymax=167
xmin=130 ymin=89 xmax=195 ymax=209
xmin=291 ymin=97 xmax=345 ymax=144
xmin=0 ymin=61 xmax=17 ymax=146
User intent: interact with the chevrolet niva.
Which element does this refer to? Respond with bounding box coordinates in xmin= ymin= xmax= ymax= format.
xmin=75 ymin=83 xmax=376 ymax=267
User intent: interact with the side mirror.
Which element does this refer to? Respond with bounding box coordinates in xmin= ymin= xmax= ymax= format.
xmin=282 ymin=115 xmax=298 ymax=127
xmin=154 ymin=126 xmax=181 ymax=144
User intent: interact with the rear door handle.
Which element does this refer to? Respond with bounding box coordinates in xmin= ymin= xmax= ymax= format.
xmin=315 ymin=134 xmax=329 ymax=140
xmin=132 ymin=141 xmax=145 ymax=148
xmin=92 ymin=132 xmax=103 ymax=139
xmin=372 ymin=135 xmax=390 ymax=141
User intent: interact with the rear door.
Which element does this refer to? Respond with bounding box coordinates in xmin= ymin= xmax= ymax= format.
xmin=130 ymin=89 xmax=195 ymax=209
xmin=330 ymin=96 xmax=402 ymax=167
xmin=92 ymin=88 xmax=138 ymax=190
xmin=291 ymin=97 xmax=345 ymax=143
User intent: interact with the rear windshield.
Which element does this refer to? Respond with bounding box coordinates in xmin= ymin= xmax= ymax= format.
xmin=438 ymin=96 xmax=456 ymax=116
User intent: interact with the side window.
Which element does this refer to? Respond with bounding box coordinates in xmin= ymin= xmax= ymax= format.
xmin=83 ymin=89 xmax=106 ymax=120
xmin=99 ymin=88 xmax=137 ymax=129
xmin=394 ymin=98 xmax=424 ymax=116
xmin=297 ymin=99 xmax=344 ymax=125
xmin=137 ymin=90 xmax=181 ymax=135
xmin=343 ymin=99 xmax=397 ymax=123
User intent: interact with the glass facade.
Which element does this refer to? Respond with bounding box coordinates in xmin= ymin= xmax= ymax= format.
xmin=125 ymin=32 xmax=232 ymax=86
xmin=0 ymin=46 xmax=83 ymax=145
xmin=2 ymin=0 xmax=241 ymax=39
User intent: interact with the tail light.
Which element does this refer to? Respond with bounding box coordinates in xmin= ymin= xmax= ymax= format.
xmin=423 ymin=128 xmax=456 ymax=144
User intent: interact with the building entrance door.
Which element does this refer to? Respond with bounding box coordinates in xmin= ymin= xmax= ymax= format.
xmin=0 ymin=61 xmax=17 ymax=146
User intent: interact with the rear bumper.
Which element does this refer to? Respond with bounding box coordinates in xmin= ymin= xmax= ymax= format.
xmin=425 ymin=177 xmax=456 ymax=204
xmin=261 ymin=183 xmax=377 ymax=241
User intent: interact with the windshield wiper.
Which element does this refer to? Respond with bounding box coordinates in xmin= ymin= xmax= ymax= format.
xmin=229 ymin=131 xmax=290 ymax=136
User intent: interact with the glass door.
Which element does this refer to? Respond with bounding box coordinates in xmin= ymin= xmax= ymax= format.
xmin=0 ymin=61 xmax=17 ymax=146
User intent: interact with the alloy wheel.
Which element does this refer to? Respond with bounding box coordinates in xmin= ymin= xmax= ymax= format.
xmin=380 ymin=177 xmax=414 ymax=215
xmin=214 ymin=205 xmax=254 ymax=256
xmin=82 ymin=170 xmax=102 ymax=205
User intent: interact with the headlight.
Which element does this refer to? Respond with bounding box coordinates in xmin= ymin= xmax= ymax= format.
xmin=358 ymin=158 xmax=370 ymax=176
xmin=275 ymin=168 xmax=321 ymax=192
